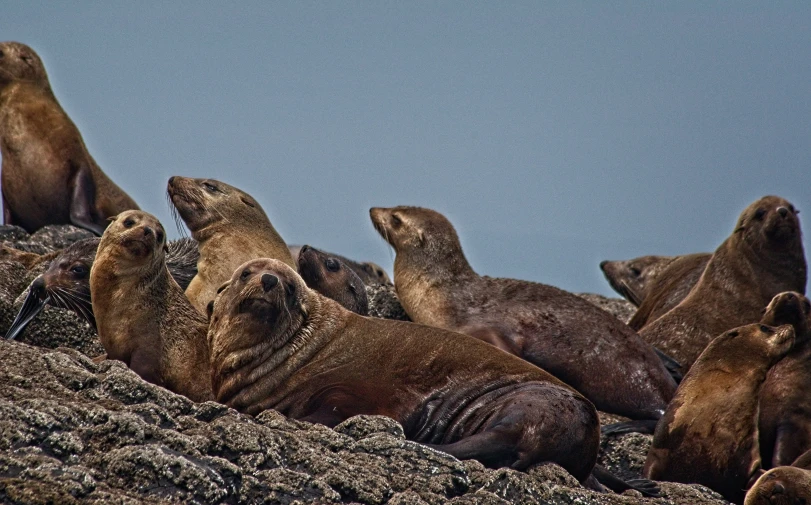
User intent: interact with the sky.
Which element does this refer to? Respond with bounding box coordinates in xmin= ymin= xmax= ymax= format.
xmin=3 ymin=2 xmax=810 ymax=297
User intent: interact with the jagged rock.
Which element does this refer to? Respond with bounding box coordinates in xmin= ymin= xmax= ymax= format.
xmin=366 ymin=283 xmax=410 ymax=321
xmin=578 ymin=292 xmax=637 ymax=324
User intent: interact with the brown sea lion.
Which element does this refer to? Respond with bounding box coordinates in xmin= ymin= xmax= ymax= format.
xmin=644 ymin=323 xmax=795 ymax=504
xmin=89 ymin=211 xmax=211 ymax=402
xmin=168 ymin=176 xmax=295 ymax=314
xmin=369 ymin=206 xmax=676 ymax=421
xmin=758 ymin=291 xmax=811 ymax=468
xmin=628 ymin=253 xmax=711 ymax=331
xmin=289 ymin=244 xmax=391 ymax=285
xmin=639 ymin=196 xmax=806 ymax=371
xmin=599 ymin=255 xmax=675 ymax=306
xmin=0 ymin=244 xmax=58 ymax=270
xmin=297 ymin=245 xmax=369 ymax=315
xmin=744 ymin=465 xmax=811 ymax=505
xmin=4 ymin=237 xmax=199 ymax=341
xmin=207 ymin=258 xmax=601 ymax=481
xmin=0 ymin=42 xmax=139 ymax=235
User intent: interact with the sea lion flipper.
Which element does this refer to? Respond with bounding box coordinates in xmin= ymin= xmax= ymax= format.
xmin=70 ymin=168 xmax=106 ymax=236
xmin=601 ymin=419 xmax=658 ymax=437
xmin=591 ymin=465 xmax=661 ymax=498
xmin=772 ymin=422 xmax=807 ymax=468
xmin=652 ymin=347 xmax=683 ymax=383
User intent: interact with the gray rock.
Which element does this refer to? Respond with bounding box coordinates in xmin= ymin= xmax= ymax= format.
xmin=578 ymin=292 xmax=637 ymax=324
xmin=366 ymin=283 xmax=410 ymax=321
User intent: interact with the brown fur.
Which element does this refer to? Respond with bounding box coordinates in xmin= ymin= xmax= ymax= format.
xmin=744 ymin=466 xmax=811 ymax=505
xmin=644 ymin=323 xmax=795 ymax=504
xmin=207 ymin=258 xmax=600 ymax=481
xmin=758 ymin=291 xmax=811 ymax=468
xmin=297 ymin=245 xmax=369 ymax=315
xmin=628 ymin=253 xmax=711 ymax=330
xmin=639 ymin=196 xmax=806 ymax=371
xmin=0 ymin=244 xmax=58 ymax=270
xmin=369 ymin=206 xmax=676 ymax=420
xmin=168 ymin=176 xmax=295 ymax=314
xmin=90 ymin=211 xmax=211 ymax=402
xmin=289 ymin=244 xmax=391 ymax=285
xmin=0 ymin=42 xmax=139 ymax=235
xmin=599 ymin=255 xmax=675 ymax=306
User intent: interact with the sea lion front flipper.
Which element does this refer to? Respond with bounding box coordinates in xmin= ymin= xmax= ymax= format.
xmin=591 ymin=464 xmax=661 ymax=498
xmin=652 ymin=346 xmax=683 ymax=383
xmin=772 ymin=422 xmax=808 ymax=468
xmin=70 ymin=167 xmax=106 ymax=236
xmin=601 ymin=419 xmax=659 ymax=436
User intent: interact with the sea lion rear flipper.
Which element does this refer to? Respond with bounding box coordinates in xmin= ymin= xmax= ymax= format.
xmin=70 ymin=168 xmax=106 ymax=236
xmin=652 ymin=346 xmax=683 ymax=383
xmin=601 ymin=419 xmax=658 ymax=436
xmin=590 ymin=464 xmax=661 ymax=498
xmin=4 ymin=288 xmax=49 ymax=340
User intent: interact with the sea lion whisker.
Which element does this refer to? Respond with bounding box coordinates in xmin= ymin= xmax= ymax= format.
xmin=54 ymin=287 xmax=94 ymax=323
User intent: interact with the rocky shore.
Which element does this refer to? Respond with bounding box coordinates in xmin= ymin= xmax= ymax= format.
xmin=0 ymin=225 xmax=731 ymax=504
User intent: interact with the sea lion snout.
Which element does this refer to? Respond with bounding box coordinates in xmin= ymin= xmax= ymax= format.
xmin=30 ymin=276 xmax=46 ymax=300
xmin=778 ymin=206 xmax=789 ymax=218
xmin=261 ymin=274 xmax=278 ymax=292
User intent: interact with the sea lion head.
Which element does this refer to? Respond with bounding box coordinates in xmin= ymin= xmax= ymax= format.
xmin=599 ymin=255 xmax=670 ymax=305
xmin=734 ymin=196 xmax=802 ymax=250
xmin=0 ymin=42 xmax=49 ymax=90
xmin=208 ymin=258 xmax=310 ymax=358
xmin=167 ymin=176 xmax=267 ymax=236
xmin=98 ymin=210 xmax=167 ymax=274
xmin=297 ymin=245 xmax=368 ymax=314
xmin=359 ymin=261 xmax=391 ymax=284
xmin=761 ymin=291 xmax=811 ymax=342
xmin=744 ymin=466 xmax=811 ymax=505
xmin=708 ymin=323 xmax=795 ymax=368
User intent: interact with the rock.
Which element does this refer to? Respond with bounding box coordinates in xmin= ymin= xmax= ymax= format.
xmin=366 ymin=283 xmax=410 ymax=321
xmin=578 ymin=293 xmax=637 ymax=324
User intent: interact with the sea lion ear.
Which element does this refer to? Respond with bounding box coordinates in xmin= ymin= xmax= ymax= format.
xmin=106 ymin=215 xmax=118 ymax=223
xmin=418 ymin=230 xmax=426 ymax=247
xmin=206 ymin=300 xmax=215 ymax=321
xmin=240 ymin=197 xmax=256 ymax=208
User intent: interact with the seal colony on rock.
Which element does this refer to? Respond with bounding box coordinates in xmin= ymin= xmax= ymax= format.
xmin=289 ymin=245 xmax=391 ymax=285
xmin=207 ymin=258 xmax=601 ymax=481
xmin=369 ymin=206 xmax=677 ymax=421
xmin=168 ymin=176 xmax=295 ymax=314
xmin=0 ymin=42 xmax=139 ymax=236
xmin=757 ymin=291 xmax=811 ymax=468
xmin=89 ymin=210 xmax=212 ymax=402
xmin=639 ymin=196 xmax=806 ymax=372
xmin=599 ymin=255 xmax=675 ymax=306
xmin=644 ymin=323 xmax=795 ymax=504
xmin=297 ymin=245 xmax=369 ymax=315
xmin=4 ymin=237 xmax=199 ymax=341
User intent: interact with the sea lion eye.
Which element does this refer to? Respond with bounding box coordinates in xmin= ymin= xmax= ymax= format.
xmin=325 ymin=258 xmax=340 ymax=272
xmin=759 ymin=325 xmax=774 ymax=334
xmin=753 ymin=209 xmax=766 ymax=220
xmin=123 ymin=218 xmax=135 ymax=228
xmin=285 ymin=283 xmax=295 ymax=297
xmin=728 ymin=330 xmax=739 ymax=337
xmin=391 ymin=215 xmax=402 ymax=227
xmin=70 ymin=264 xmax=88 ymax=276
xmin=203 ymin=182 xmax=218 ymax=193
xmin=0 ymin=50 xmax=4 ymax=58
xmin=804 ymin=299 xmax=811 ymax=313
xmin=155 ymin=230 xmax=164 ymax=242
xmin=240 ymin=268 xmax=251 ymax=281
xmin=630 ymin=267 xmax=641 ymax=276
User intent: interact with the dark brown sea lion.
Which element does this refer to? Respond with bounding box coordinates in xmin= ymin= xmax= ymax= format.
xmin=369 ymin=206 xmax=676 ymax=421
xmin=628 ymin=253 xmax=711 ymax=331
xmin=758 ymin=291 xmax=811 ymax=468
xmin=639 ymin=196 xmax=806 ymax=371
xmin=4 ymin=237 xmax=199 ymax=341
xmin=207 ymin=258 xmax=601 ymax=481
xmin=89 ymin=211 xmax=211 ymax=402
xmin=168 ymin=176 xmax=295 ymax=314
xmin=297 ymin=245 xmax=369 ymax=315
xmin=0 ymin=42 xmax=139 ymax=235
xmin=599 ymin=255 xmax=675 ymax=306
xmin=744 ymin=465 xmax=811 ymax=505
xmin=289 ymin=244 xmax=391 ymax=285
xmin=644 ymin=323 xmax=795 ymax=504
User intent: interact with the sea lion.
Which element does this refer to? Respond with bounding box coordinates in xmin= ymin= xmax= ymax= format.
xmin=644 ymin=323 xmax=795 ymax=504
xmin=599 ymin=255 xmax=675 ymax=306
xmin=207 ymin=258 xmax=601 ymax=481
xmin=4 ymin=237 xmax=199 ymax=341
xmin=89 ymin=210 xmax=211 ymax=402
xmin=744 ymin=465 xmax=811 ymax=505
xmin=369 ymin=206 xmax=676 ymax=421
xmin=639 ymin=196 xmax=806 ymax=371
xmin=0 ymin=244 xmax=58 ymax=270
xmin=297 ymin=245 xmax=369 ymax=315
xmin=758 ymin=291 xmax=811 ymax=468
xmin=289 ymin=244 xmax=391 ymax=285
xmin=0 ymin=42 xmax=139 ymax=235
xmin=168 ymin=176 xmax=295 ymax=314
xmin=628 ymin=253 xmax=711 ymax=331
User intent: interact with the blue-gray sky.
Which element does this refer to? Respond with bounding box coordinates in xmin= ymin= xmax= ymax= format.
xmin=3 ymin=2 xmax=810 ymax=296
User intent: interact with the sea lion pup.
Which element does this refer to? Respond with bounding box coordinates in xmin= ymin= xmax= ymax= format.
xmin=297 ymin=245 xmax=369 ymax=315
xmin=639 ymin=196 xmax=806 ymax=371
xmin=757 ymin=291 xmax=811 ymax=468
xmin=4 ymin=237 xmax=199 ymax=341
xmin=369 ymin=206 xmax=676 ymax=421
xmin=0 ymin=42 xmax=139 ymax=235
xmin=207 ymin=258 xmax=601 ymax=482
xmin=289 ymin=244 xmax=391 ymax=285
xmin=644 ymin=323 xmax=795 ymax=504
xmin=168 ymin=176 xmax=295 ymax=314
xmin=744 ymin=465 xmax=811 ymax=505
xmin=89 ymin=211 xmax=212 ymax=402
xmin=627 ymin=252 xmax=711 ymax=331
xmin=599 ymin=255 xmax=675 ymax=306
